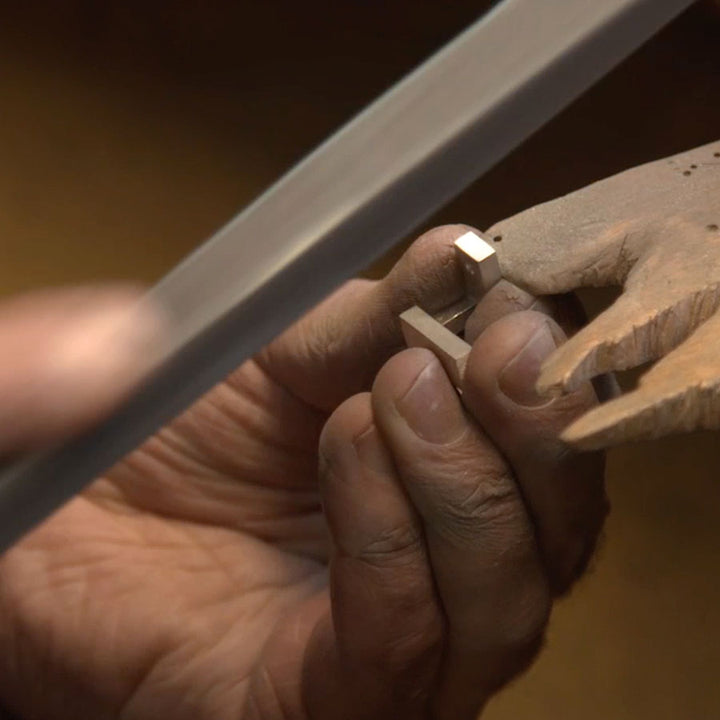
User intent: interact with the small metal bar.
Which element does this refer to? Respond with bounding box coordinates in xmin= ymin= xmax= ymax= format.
xmin=401 ymin=232 xmax=501 ymax=385
xmin=454 ymin=231 xmax=501 ymax=300
xmin=400 ymin=306 xmax=471 ymax=388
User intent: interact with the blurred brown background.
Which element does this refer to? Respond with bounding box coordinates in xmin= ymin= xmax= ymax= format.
xmin=1 ymin=1 xmax=720 ymax=717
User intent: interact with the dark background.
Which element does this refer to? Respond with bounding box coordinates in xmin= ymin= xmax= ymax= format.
xmin=1 ymin=2 xmax=720 ymax=717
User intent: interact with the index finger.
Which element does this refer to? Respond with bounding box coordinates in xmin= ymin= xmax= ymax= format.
xmin=258 ymin=224 xmax=477 ymax=412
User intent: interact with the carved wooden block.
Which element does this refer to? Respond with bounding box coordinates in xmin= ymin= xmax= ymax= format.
xmin=487 ymin=139 xmax=720 ymax=448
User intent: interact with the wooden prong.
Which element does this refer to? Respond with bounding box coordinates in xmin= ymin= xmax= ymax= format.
xmin=400 ymin=305 xmax=471 ymax=387
xmin=454 ymin=231 xmax=501 ymax=300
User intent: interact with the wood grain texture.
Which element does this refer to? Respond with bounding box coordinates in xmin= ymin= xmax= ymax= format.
xmin=490 ymin=140 xmax=720 ymax=448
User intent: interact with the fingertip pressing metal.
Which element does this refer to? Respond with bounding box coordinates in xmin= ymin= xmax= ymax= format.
xmin=400 ymin=231 xmax=500 ymax=386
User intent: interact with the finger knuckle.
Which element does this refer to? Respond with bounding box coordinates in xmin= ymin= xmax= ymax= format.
xmin=452 ymin=574 xmax=551 ymax=691
xmin=456 ymin=467 xmax=517 ymax=518
xmin=380 ymin=618 xmax=444 ymax=692
xmin=549 ymin=515 xmax=606 ymax=596
xmin=357 ymin=522 xmax=425 ymax=569
xmin=499 ymin=578 xmax=552 ymax=650
xmin=424 ymin=456 xmax=525 ymax=544
xmin=319 ymin=394 xmax=372 ymax=457
xmin=527 ymin=448 xmax=607 ymax=595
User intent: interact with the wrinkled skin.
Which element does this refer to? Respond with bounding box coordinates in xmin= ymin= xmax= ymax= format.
xmin=0 ymin=226 xmax=606 ymax=720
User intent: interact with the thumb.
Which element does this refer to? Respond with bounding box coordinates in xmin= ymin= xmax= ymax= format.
xmin=0 ymin=285 xmax=164 ymax=453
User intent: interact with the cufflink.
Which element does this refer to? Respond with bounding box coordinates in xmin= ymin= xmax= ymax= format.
xmin=399 ymin=231 xmax=500 ymax=387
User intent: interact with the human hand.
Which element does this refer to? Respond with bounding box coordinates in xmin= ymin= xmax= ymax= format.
xmin=0 ymin=285 xmax=162 ymax=452
xmin=0 ymin=227 xmax=606 ymax=720
xmin=489 ymin=140 xmax=720 ymax=448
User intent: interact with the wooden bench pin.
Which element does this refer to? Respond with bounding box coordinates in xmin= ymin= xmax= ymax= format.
xmin=399 ymin=231 xmax=501 ymax=387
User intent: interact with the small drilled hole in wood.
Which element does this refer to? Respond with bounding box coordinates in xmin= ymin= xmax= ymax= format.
xmin=493 ymin=235 xmax=503 ymax=242
xmin=707 ymin=224 xmax=719 ymax=232
xmin=683 ymin=170 xmax=692 ymax=176
xmin=715 ymin=152 xmax=720 ymax=158
xmin=691 ymin=164 xmax=698 ymax=169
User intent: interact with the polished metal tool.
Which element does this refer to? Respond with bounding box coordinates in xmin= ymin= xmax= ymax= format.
xmin=0 ymin=0 xmax=695 ymax=552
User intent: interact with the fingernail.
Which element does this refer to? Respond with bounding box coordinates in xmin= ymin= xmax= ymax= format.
xmin=397 ymin=357 xmax=466 ymax=444
xmin=498 ymin=322 xmax=557 ymax=407
xmin=354 ymin=425 xmax=395 ymax=475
